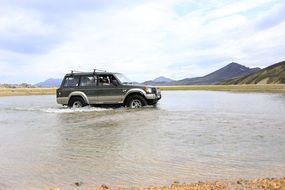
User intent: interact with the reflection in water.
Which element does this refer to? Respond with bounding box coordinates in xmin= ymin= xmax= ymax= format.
xmin=0 ymin=92 xmax=285 ymax=189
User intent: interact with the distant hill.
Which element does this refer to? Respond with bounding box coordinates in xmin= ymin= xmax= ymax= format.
xmin=153 ymin=76 xmax=174 ymax=83
xmin=144 ymin=76 xmax=174 ymax=85
xmin=35 ymin=78 xmax=62 ymax=87
xmin=221 ymin=61 xmax=285 ymax=84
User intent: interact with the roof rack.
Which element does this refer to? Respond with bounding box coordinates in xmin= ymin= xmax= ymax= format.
xmin=93 ymin=69 xmax=106 ymax=73
xmin=70 ymin=69 xmax=107 ymax=75
xmin=71 ymin=70 xmax=85 ymax=74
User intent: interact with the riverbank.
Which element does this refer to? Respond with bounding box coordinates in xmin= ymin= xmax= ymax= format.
xmin=45 ymin=177 xmax=285 ymax=190
xmin=0 ymin=87 xmax=56 ymax=96
xmin=1 ymin=84 xmax=285 ymax=96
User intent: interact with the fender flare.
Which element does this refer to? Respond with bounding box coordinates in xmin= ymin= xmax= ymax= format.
xmin=68 ymin=91 xmax=90 ymax=104
xmin=123 ymin=88 xmax=146 ymax=103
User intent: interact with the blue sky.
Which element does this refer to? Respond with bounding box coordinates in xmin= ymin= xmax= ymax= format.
xmin=0 ymin=0 xmax=285 ymax=84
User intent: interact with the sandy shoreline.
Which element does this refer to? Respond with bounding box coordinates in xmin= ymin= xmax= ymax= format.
xmin=45 ymin=177 xmax=285 ymax=190
xmin=1 ymin=84 xmax=285 ymax=97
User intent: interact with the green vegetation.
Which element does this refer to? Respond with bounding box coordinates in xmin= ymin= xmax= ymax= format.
xmin=221 ymin=61 xmax=285 ymax=84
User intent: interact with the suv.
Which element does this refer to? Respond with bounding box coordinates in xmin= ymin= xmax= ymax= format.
xmin=56 ymin=70 xmax=161 ymax=108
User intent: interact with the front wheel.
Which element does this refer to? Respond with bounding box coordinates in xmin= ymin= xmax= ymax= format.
xmin=68 ymin=97 xmax=86 ymax=108
xmin=126 ymin=95 xmax=147 ymax=108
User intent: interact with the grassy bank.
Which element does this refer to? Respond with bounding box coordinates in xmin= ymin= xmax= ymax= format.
xmin=158 ymin=84 xmax=285 ymax=92
xmin=0 ymin=87 xmax=56 ymax=96
xmin=0 ymin=84 xmax=285 ymax=97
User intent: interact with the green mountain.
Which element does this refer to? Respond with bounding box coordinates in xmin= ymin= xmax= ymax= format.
xmin=221 ymin=61 xmax=285 ymax=84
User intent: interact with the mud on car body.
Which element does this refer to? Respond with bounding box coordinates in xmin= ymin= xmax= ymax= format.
xmin=56 ymin=70 xmax=161 ymax=108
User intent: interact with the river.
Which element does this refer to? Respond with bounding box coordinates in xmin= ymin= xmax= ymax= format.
xmin=0 ymin=91 xmax=285 ymax=190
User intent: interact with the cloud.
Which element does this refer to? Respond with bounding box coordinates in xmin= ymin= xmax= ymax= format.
xmin=255 ymin=1 xmax=285 ymax=30
xmin=0 ymin=4 xmax=63 ymax=54
xmin=0 ymin=0 xmax=284 ymax=83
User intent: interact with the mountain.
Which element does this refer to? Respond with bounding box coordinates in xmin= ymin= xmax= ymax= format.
xmin=144 ymin=76 xmax=174 ymax=85
xmin=153 ymin=76 xmax=174 ymax=83
xmin=35 ymin=78 xmax=62 ymax=87
xmin=143 ymin=63 xmax=261 ymax=85
xmin=221 ymin=61 xmax=285 ymax=84
xmin=172 ymin=62 xmax=260 ymax=85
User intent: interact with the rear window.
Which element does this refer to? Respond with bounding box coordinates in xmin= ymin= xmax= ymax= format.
xmin=63 ymin=76 xmax=80 ymax=87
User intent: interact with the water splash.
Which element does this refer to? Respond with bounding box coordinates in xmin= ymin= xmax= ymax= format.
xmin=8 ymin=106 xmax=112 ymax=113
xmin=43 ymin=106 xmax=112 ymax=113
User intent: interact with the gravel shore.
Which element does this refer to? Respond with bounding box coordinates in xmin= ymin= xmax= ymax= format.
xmin=45 ymin=177 xmax=285 ymax=190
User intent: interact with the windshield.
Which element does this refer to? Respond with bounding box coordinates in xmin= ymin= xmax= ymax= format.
xmin=114 ymin=73 xmax=131 ymax=84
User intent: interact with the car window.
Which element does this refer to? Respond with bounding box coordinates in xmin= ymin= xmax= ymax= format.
xmin=98 ymin=74 xmax=118 ymax=86
xmin=63 ymin=76 xmax=80 ymax=87
xmin=80 ymin=75 xmax=97 ymax=87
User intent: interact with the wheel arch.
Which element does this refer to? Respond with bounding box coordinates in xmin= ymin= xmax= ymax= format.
xmin=68 ymin=91 xmax=89 ymax=105
xmin=123 ymin=91 xmax=146 ymax=105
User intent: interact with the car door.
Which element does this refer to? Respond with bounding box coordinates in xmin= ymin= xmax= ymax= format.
xmin=78 ymin=75 xmax=99 ymax=104
xmin=96 ymin=74 xmax=124 ymax=104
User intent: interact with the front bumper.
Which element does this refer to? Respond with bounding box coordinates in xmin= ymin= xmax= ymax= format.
xmin=145 ymin=92 xmax=161 ymax=100
xmin=143 ymin=87 xmax=161 ymax=100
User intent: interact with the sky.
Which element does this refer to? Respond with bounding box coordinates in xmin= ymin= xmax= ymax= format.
xmin=0 ymin=0 xmax=285 ymax=84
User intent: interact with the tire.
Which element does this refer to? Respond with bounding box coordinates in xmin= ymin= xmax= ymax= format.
xmin=126 ymin=95 xmax=147 ymax=108
xmin=68 ymin=97 xmax=86 ymax=108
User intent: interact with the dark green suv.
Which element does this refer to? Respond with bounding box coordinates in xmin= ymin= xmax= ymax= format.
xmin=56 ymin=70 xmax=161 ymax=108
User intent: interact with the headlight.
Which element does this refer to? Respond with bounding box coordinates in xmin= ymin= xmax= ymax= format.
xmin=144 ymin=87 xmax=153 ymax=93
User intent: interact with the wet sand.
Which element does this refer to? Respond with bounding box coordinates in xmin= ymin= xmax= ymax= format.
xmin=45 ymin=177 xmax=285 ymax=190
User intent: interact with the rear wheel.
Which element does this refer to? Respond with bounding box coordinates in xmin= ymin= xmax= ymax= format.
xmin=68 ymin=97 xmax=86 ymax=108
xmin=126 ymin=95 xmax=147 ymax=108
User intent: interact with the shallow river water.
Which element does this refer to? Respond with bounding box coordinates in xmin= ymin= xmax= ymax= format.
xmin=0 ymin=91 xmax=285 ymax=190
